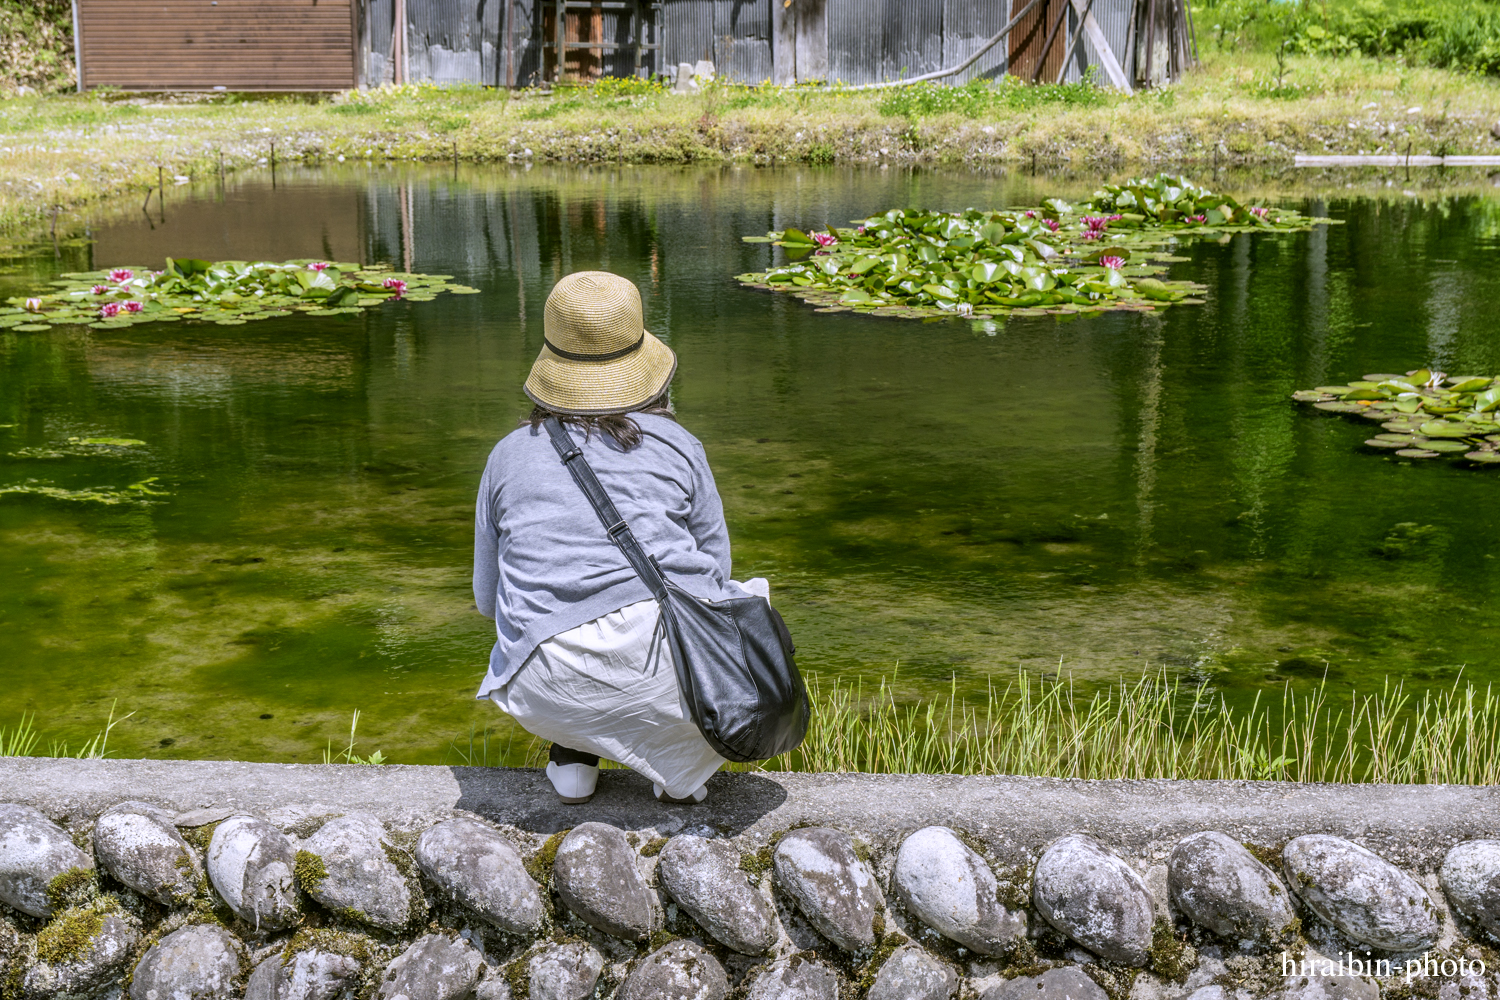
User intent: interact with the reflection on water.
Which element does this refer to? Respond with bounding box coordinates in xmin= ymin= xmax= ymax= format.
xmin=2 ymin=165 xmax=1499 ymax=763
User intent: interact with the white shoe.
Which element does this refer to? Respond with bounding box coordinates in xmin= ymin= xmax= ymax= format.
xmin=653 ymin=782 xmax=708 ymax=805
xmin=546 ymin=761 xmax=598 ymax=804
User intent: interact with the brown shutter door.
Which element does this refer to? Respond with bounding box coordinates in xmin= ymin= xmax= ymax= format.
xmin=78 ymin=0 xmax=356 ymax=91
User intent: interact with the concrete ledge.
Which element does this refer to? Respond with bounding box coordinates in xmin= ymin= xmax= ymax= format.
xmin=4 ymin=758 xmax=1497 ymax=867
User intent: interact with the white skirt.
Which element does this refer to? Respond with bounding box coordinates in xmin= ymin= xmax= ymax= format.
xmin=489 ymin=579 xmax=769 ymax=799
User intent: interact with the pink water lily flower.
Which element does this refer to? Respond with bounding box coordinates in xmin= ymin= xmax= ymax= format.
xmin=1042 ymin=218 xmax=1060 ymax=232
xmin=1099 ymin=255 xmax=1126 ymax=270
xmin=91 ymin=285 xmax=111 ymax=295
xmin=307 ymin=262 xmax=331 ymax=271
xmin=108 ymin=268 xmax=134 ymax=283
xmin=1080 ymin=230 xmax=1103 ymax=241
xmin=24 ymin=298 xmax=43 ymax=312
xmin=1023 ymin=210 xmax=1037 ymax=218
xmin=99 ymin=302 xmax=121 ymax=318
xmin=123 ymin=301 xmax=143 ymax=313
xmin=1249 ymin=206 xmax=1270 ymax=219
xmin=811 ymin=232 xmax=838 ymax=248
xmin=383 ymin=278 xmax=407 ymax=299
xmin=855 ymin=226 xmax=867 ymax=236
xmin=1186 ymin=214 xmax=1207 ymax=224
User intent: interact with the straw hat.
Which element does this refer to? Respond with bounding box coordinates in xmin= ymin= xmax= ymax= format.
xmin=524 ymin=271 xmax=676 ymax=416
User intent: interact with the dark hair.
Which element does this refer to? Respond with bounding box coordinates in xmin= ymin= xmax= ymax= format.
xmin=526 ymin=391 xmax=675 ymax=451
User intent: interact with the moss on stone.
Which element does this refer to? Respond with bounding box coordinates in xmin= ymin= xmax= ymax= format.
xmin=649 ymin=929 xmax=679 ymax=951
xmin=294 ymin=850 xmax=328 ymax=896
xmin=180 ymin=821 xmax=221 ymax=855
xmin=525 ymin=830 xmax=569 ymax=886
xmin=280 ymin=926 xmax=376 ymax=967
xmin=738 ymin=846 xmax=774 ymax=881
xmin=1148 ymin=919 xmax=1192 ymax=982
xmin=34 ymin=899 xmax=111 ymax=966
xmin=503 ymin=952 xmax=532 ymax=1000
xmin=1241 ymin=841 xmax=1283 ymax=872
xmin=44 ymin=866 xmax=96 ymax=911
xmin=640 ymin=837 xmax=668 ymax=858
xmin=852 ymin=839 xmax=872 ymax=864
xmin=854 ymin=932 xmax=906 ymax=994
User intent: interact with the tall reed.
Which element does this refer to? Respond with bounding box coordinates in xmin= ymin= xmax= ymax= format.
xmin=759 ymin=669 xmax=1500 ymax=784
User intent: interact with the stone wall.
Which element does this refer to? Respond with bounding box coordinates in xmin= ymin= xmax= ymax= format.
xmin=0 ymin=759 xmax=1498 ymax=1000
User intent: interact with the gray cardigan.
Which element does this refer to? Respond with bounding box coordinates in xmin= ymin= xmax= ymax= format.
xmin=472 ymin=414 xmax=733 ymax=697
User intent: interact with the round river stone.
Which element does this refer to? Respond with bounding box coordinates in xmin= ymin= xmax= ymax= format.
xmin=893 ymin=826 xmax=1026 ymax=954
xmin=552 ymin=822 xmax=657 ymax=941
xmin=658 ymin=834 xmax=778 ymax=955
xmin=772 ymin=827 xmax=881 ymax=953
xmin=18 ymin=902 xmax=140 ymax=999
xmin=617 ymin=939 xmax=728 ymax=1000
xmin=92 ymin=801 xmax=202 ymax=906
xmin=1032 ymin=833 xmax=1154 ymax=965
xmin=1282 ymin=834 xmax=1438 ymax=951
xmin=866 ymin=943 xmax=957 ymax=1000
xmin=207 ymin=815 xmax=300 ymax=930
xmin=525 ymin=940 xmax=605 ymax=1000
xmin=1440 ymin=840 xmax=1500 ymax=941
xmin=415 ymin=816 xmax=544 ymax=936
xmin=1168 ymin=831 xmax=1297 ymax=947
xmin=302 ymin=812 xmax=415 ymax=932
xmin=246 ymin=948 xmax=362 ymax=1000
xmin=130 ymin=924 xmax=245 ymax=1000
xmin=0 ymin=803 xmax=94 ymax=918
xmin=375 ymin=933 xmax=484 ymax=1000
xmin=981 ymin=967 xmax=1108 ymax=1000
xmin=744 ymin=956 xmax=840 ymax=1000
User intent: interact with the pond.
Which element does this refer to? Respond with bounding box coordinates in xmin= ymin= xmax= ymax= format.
xmin=2 ymin=164 xmax=1498 ymax=764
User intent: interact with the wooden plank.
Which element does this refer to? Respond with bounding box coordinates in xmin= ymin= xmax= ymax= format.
xmin=771 ymin=0 xmax=795 ymax=86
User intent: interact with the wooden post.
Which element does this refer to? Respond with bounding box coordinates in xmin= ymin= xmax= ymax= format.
xmin=393 ymin=0 xmax=406 ymax=85
xmin=772 ymin=1 xmax=795 ymax=85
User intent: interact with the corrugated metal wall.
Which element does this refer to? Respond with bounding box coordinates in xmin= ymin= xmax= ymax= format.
xmin=382 ymin=0 xmax=1132 ymax=89
xmin=78 ymin=0 xmax=357 ymax=91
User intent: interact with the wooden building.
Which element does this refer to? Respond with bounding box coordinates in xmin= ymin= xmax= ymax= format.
xmin=73 ymin=0 xmax=1193 ymax=93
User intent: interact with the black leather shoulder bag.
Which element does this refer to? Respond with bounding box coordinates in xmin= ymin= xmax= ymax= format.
xmin=543 ymin=416 xmax=809 ymax=763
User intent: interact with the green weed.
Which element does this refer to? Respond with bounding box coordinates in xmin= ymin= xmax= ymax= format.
xmin=755 ymin=667 xmax=1500 ymax=784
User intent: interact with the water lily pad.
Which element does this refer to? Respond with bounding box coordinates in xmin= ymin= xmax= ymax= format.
xmin=1395 ymin=449 xmax=1440 ymax=458
xmin=1420 ymin=421 xmax=1479 ymax=438
xmin=1419 ymin=440 xmax=1471 ymax=453
xmin=1466 ymin=451 xmax=1500 ymax=464
xmin=8 ymin=258 xmax=464 ymax=331
xmin=11 ymin=323 xmax=49 ymax=332
xmin=1365 ymin=438 xmax=1408 ymax=449
xmin=738 ymin=175 xmax=1323 ymax=322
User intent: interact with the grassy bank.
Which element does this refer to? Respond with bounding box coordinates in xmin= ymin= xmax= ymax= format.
xmin=1 ymin=45 xmax=1497 ymax=249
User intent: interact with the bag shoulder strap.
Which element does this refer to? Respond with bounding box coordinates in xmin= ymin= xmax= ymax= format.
xmin=542 ymin=416 xmax=669 ymax=601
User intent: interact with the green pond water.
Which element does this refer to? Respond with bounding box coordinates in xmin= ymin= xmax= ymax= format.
xmin=2 ymin=165 xmax=1499 ymax=764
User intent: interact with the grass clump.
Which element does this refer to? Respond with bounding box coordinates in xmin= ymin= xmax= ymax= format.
xmin=879 ymin=77 xmax=1108 ymax=118
xmin=639 ymin=837 xmax=667 ymax=858
xmin=757 ymin=669 xmax=1500 ymax=784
